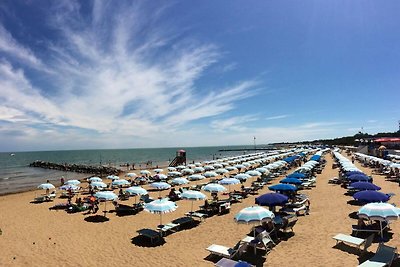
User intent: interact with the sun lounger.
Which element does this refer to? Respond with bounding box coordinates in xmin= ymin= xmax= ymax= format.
xmin=352 ymin=223 xmax=389 ymax=236
xmin=215 ymin=258 xmax=254 ymax=267
xmin=137 ymin=228 xmax=162 ymax=244
xmin=358 ymin=243 xmax=397 ymax=267
xmin=206 ymin=241 xmax=247 ymax=259
xmin=172 ymin=216 xmax=195 ymax=228
xmin=157 ymin=223 xmax=179 ymax=236
xmin=333 ymin=234 xmax=374 ymax=252
xmin=185 ymin=211 xmax=207 ymax=221
xmin=242 ymin=230 xmax=275 ymax=254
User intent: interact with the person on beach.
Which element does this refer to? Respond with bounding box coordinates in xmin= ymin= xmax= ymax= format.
xmin=60 ymin=177 xmax=65 ymax=185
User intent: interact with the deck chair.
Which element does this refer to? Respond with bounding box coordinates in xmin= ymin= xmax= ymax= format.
xmin=281 ymin=215 xmax=298 ymax=232
xmin=333 ymin=234 xmax=374 ymax=252
xmin=206 ymin=241 xmax=247 ymax=259
xmin=358 ymin=243 xmax=397 ymax=267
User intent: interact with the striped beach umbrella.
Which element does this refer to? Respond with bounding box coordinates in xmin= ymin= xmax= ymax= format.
xmin=88 ymin=177 xmax=102 ymax=182
xmin=181 ymin=190 xmax=207 ymax=213
xmin=144 ymin=198 xmax=178 ymax=226
xmin=65 ymin=179 xmax=80 ymax=185
xmin=38 ymin=183 xmax=55 ymax=190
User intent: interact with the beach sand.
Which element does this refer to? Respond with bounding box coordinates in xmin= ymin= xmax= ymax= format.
xmin=1 ymin=152 xmax=399 ymax=267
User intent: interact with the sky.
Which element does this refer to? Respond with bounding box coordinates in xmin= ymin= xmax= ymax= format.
xmin=0 ymin=0 xmax=399 ymax=152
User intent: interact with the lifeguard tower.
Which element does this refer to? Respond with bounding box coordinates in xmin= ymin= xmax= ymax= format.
xmin=169 ymin=150 xmax=186 ymax=167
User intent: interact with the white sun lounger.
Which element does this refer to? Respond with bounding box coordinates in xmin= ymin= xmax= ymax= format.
xmin=333 ymin=233 xmax=374 ymax=252
xmin=206 ymin=242 xmax=247 ymax=259
xmin=358 ymin=243 xmax=397 ymax=267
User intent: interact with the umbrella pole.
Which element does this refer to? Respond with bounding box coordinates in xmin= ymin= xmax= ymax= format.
xmin=160 ymin=213 xmax=163 ymax=226
xmin=191 ymin=201 xmax=194 ymax=214
xmin=380 ymin=220 xmax=383 ymax=241
xmin=104 ymin=201 xmax=107 ymax=217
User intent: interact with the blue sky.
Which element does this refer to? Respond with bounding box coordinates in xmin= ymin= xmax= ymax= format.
xmin=0 ymin=1 xmax=399 ymax=152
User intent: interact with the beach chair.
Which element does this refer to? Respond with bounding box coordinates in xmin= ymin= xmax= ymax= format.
xmin=206 ymin=241 xmax=247 ymax=259
xmin=137 ymin=228 xmax=162 ymax=244
xmin=242 ymin=230 xmax=275 ymax=254
xmin=215 ymin=258 xmax=254 ymax=267
xmin=280 ymin=215 xmax=298 ymax=233
xmin=157 ymin=222 xmax=179 ymax=236
xmin=185 ymin=211 xmax=207 ymax=221
xmin=333 ymin=234 xmax=374 ymax=252
xmin=358 ymin=243 xmax=397 ymax=267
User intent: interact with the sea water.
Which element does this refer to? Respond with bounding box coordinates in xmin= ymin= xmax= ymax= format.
xmin=0 ymin=145 xmax=255 ymax=195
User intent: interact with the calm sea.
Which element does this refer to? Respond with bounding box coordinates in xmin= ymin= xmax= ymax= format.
xmin=0 ymin=145 xmax=260 ymax=195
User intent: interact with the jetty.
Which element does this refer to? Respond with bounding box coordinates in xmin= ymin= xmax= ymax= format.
xmin=29 ymin=160 xmax=121 ymax=176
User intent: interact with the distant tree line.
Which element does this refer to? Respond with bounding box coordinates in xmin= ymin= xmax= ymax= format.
xmin=273 ymin=131 xmax=400 ymax=147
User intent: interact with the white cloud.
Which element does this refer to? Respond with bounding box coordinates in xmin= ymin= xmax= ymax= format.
xmin=0 ymin=2 xmax=260 ymax=151
xmin=265 ymin=114 xmax=289 ymax=120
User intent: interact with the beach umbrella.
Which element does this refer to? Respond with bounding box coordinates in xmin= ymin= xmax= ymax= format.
xmin=107 ymin=175 xmax=119 ymax=180
xmin=255 ymin=167 xmax=269 ymax=174
xmin=126 ymin=186 xmax=148 ymax=204
xmin=153 ymin=168 xmax=163 ymax=173
xmin=65 ymin=179 xmax=80 ymax=185
xmin=181 ymin=190 xmax=206 ymax=213
xmin=226 ymin=166 xmax=238 ymax=171
xmin=234 ymin=164 xmax=246 ymax=170
xmin=38 ymin=183 xmax=55 ymax=190
xmin=204 ymin=165 xmax=215 ymax=171
xmin=268 ymin=184 xmax=297 ymax=192
xmin=234 ymin=206 xmax=274 ymax=224
xmin=171 ymin=177 xmax=189 ymax=185
xmin=88 ymin=177 xmax=102 ymax=182
xmin=219 ymin=178 xmax=241 ymax=192
xmin=91 ymin=181 xmax=107 ymax=189
xmin=246 ymin=170 xmax=262 ymax=177
xmin=60 ymin=184 xmax=79 ymax=191
xmin=358 ymin=202 xmax=400 ymax=239
xmin=349 ymin=182 xmax=381 ymax=191
xmin=144 ymin=198 xmax=177 ymax=226
xmin=234 ymin=173 xmax=251 ymax=181
xmin=194 ymin=162 xmax=202 ymax=167
xmin=213 ymin=163 xmax=223 ymax=169
xmin=111 ymin=179 xmax=130 ymax=187
xmin=353 ymin=191 xmax=390 ymax=203
xmin=202 ymin=183 xmax=227 ymax=193
xmin=204 ymin=171 xmax=218 ymax=178
xmin=167 ymin=167 xmax=176 ymax=171
xmin=176 ymin=165 xmax=186 ymax=170
xmin=255 ymin=193 xmax=289 ymax=207
xmin=194 ymin=167 xmax=205 ymax=173
xmin=347 ymin=174 xmax=371 ymax=182
xmin=125 ymin=173 xmax=137 ymax=178
xmin=235 ymin=206 xmax=275 ymax=239
xmin=215 ymin=168 xmax=229 ymax=175
xmin=94 ymin=191 xmax=118 ymax=217
xmin=280 ymin=177 xmax=303 ymax=185
xmin=287 ymin=172 xmax=306 ymax=179
xmin=188 ymin=174 xmax=205 ymax=181
xmin=140 ymin=170 xmax=151 ymax=176
xmin=181 ymin=168 xmax=194 ymax=175
xmin=154 ymin=174 xmax=168 ymax=180
xmin=168 ymin=171 xmax=182 ymax=177
xmin=150 ymin=182 xmax=171 ymax=197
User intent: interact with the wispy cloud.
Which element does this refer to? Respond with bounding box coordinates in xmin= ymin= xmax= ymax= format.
xmin=0 ymin=1 xmax=260 ymax=150
xmin=265 ymin=114 xmax=289 ymax=120
xmin=210 ymin=115 xmax=258 ymax=131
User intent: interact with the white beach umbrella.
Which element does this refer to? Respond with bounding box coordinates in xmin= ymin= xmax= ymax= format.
xmin=153 ymin=168 xmax=164 ymax=173
xmin=234 ymin=173 xmax=251 ymax=181
xmin=38 ymin=183 xmax=55 ymax=190
xmin=111 ymin=179 xmax=130 ymax=187
xmin=246 ymin=170 xmax=262 ymax=177
xmin=140 ymin=170 xmax=151 ymax=175
xmin=204 ymin=165 xmax=215 ymax=171
xmin=215 ymin=168 xmax=229 ymax=175
xmin=88 ymin=177 xmax=102 ymax=182
xmin=107 ymin=175 xmax=119 ymax=180
xmin=202 ymin=183 xmax=227 ymax=193
xmin=144 ymin=198 xmax=178 ymax=226
xmin=126 ymin=186 xmax=148 ymax=203
xmin=171 ymin=177 xmax=189 ymax=185
xmin=181 ymin=190 xmax=207 ymax=214
xmin=194 ymin=167 xmax=205 ymax=173
xmin=94 ymin=191 xmax=118 ymax=217
xmin=168 ymin=171 xmax=182 ymax=177
xmin=125 ymin=173 xmax=137 ymax=178
xmin=204 ymin=171 xmax=218 ymax=178
xmin=188 ymin=174 xmax=205 ymax=181
xmin=167 ymin=167 xmax=177 ymax=171
xmin=181 ymin=168 xmax=195 ymax=175
xmin=65 ymin=179 xmax=80 ymax=185
xmin=91 ymin=181 xmax=107 ymax=189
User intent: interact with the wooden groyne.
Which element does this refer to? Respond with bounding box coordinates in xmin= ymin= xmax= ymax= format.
xmin=29 ymin=161 xmax=121 ymax=176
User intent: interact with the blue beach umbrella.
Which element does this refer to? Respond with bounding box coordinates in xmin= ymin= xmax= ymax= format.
xmin=349 ymin=182 xmax=381 ymax=191
xmin=347 ymin=174 xmax=370 ymax=182
xmin=181 ymin=190 xmax=207 ymax=213
xmin=280 ymin=177 xmax=303 ymax=185
xmin=144 ymin=198 xmax=177 ymax=226
xmin=268 ymin=184 xmax=297 ymax=192
xmin=255 ymin=193 xmax=289 ymax=207
xmin=353 ymin=191 xmax=390 ymax=203
xmin=287 ymin=173 xmax=306 ymax=179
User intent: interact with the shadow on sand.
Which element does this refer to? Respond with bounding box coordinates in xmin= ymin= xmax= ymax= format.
xmin=84 ymin=215 xmax=110 ymax=223
xmin=131 ymin=235 xmax=166 ymax=247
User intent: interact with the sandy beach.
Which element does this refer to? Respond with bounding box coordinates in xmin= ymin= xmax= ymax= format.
xmin=1 ymin=152 xmax=399 ymax=267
